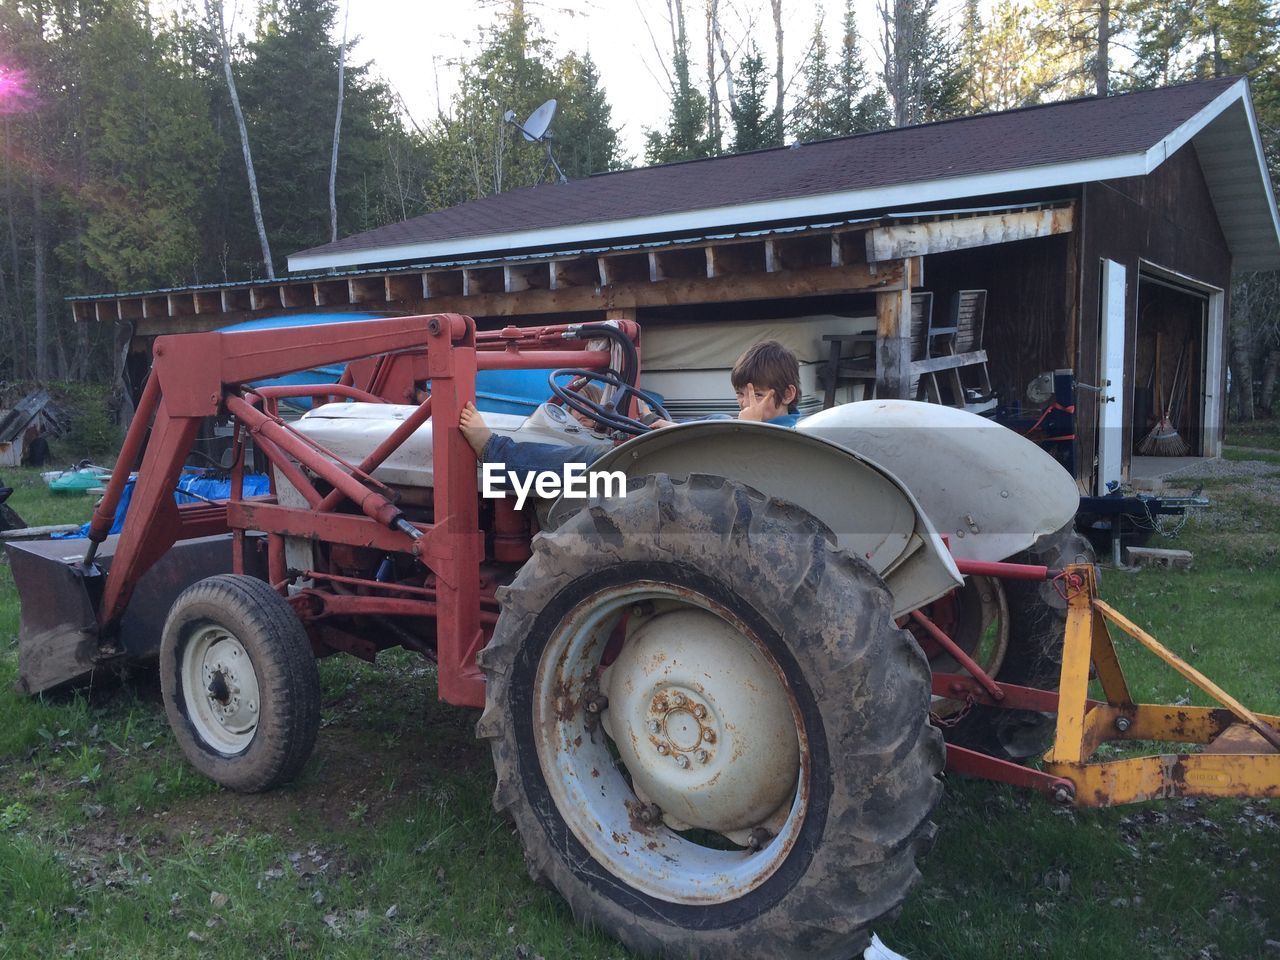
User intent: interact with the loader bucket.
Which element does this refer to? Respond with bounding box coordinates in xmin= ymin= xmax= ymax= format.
xmin=7 ymin=533 xmax=265 ymax=695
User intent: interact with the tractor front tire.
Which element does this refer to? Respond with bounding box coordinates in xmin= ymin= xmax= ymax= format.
xmin=943 ymin=523 xmax=1095 ymax=761
xmin=160 ymin=575 xmax=320 ymax=793
xmin=478 ymin=474 xmax=942 ymax=959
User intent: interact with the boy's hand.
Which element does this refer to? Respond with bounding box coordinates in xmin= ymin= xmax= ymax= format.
xmin=737 ymin=383 xmax=777 ymax=422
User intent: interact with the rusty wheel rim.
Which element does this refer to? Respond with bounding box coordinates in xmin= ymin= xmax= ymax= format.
xmin=532 ymin=581 xmax=809 ymax=905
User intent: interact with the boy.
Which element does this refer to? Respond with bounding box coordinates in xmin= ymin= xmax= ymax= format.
xmin=459 ymin=338 xmax=802 ymax=467
xmin=643 ymin=339 xmax=802 ymax=429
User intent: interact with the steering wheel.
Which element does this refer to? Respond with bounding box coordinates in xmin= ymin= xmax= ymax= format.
xmin=548 ymin=368 xmax=672 ymax=437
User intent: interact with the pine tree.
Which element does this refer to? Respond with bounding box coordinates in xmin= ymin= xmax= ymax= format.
xmin=966 ymin=0 xmax=1041 ymax=111
xmin=729 ymin=42 xmax=781 ymax=152
xmin=644 ymin=0 xmax=716 ymax=164
xmin=879 ymin=0 xmax=968 ymax=125
xmin=833 ymin=0 xmax=890 ymax=133
xmin=426 ymin=2 xmax=625 ymax=203
xmin=234 ymin=0 xmax=399 ymax=269
xmin=553 ymin=52 xmax=625 ymax=177
xmin=80 ymin=3 xmax=218 ymax=289
xmin=1026 ymin=0 xmax=1102 ymax=99
xmin=791 ymin=15 xmax=838 ymax=142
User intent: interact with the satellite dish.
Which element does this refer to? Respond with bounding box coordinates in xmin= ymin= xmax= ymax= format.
xmin=520 ymin=99 xmax=557 ymax=141
xmin=503 ymin=98 xmax=569 ymax=185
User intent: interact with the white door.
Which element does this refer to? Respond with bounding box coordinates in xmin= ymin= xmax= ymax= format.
xmin=1097 ymin=260 xmax=1127 ymax=494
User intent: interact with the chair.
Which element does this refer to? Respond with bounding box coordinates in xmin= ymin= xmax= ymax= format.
xmin=821 ymin=293 xmax=934 ymax=407
xmin=945 ymin=289 xmax=993 ymax=404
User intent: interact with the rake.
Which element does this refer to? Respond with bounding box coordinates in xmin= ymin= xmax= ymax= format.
xmin=1138 ymin=333 xmax=1190 ymax=457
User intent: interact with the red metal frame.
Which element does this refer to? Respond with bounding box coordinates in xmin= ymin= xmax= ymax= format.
xmin=87 ymin=314 xmax=627 ymax=709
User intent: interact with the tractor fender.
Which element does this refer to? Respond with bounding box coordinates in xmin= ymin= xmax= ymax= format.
xmin=797 ymin=400 xmax=1080 ymax=563
xmin=578 ymin=421 xmax=962 ymax=617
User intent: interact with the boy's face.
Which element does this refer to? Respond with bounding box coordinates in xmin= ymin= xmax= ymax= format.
xmin=735 ymin=383 xmax=795 ymax=420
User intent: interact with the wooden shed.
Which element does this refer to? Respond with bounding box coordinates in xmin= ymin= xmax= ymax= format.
xmin=75 ymin=76 xmax=1280 ymax=495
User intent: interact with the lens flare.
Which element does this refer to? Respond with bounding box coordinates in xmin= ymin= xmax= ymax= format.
xmin=0 ymin=65 xmax=34 ymax=114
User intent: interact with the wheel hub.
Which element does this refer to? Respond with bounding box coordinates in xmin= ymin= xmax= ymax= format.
xmin=604 ymin=607 xmax=799 ymax=834
xmin=181 ymin=628 xmax=261 ymax=752
xmin=651 ymin=688 xmax=715 ymax=759
xmin=200 ymin=639 xmax=259 ymax=733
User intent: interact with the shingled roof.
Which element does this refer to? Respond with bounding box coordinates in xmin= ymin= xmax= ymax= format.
xmin=290 ymin=76 xmax=1280 ymax=273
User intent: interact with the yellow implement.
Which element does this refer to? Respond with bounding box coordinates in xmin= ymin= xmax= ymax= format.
xmin=1043 ymin=564 xmax=1280 ymax=807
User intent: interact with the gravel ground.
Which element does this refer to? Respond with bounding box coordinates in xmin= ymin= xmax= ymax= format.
xmin=1151 ymin=454 xmax=1280 ymax=486
xmin=1130 ymin=455 xmax=1280 ymax=537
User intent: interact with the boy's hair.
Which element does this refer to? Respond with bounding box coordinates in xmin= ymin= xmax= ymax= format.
xmin=730 ymin=340 xmax=801 ymax=413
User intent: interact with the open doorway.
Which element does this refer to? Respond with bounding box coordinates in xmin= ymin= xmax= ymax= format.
xmin=1133 ymin=273 xmax=1208 ymax=458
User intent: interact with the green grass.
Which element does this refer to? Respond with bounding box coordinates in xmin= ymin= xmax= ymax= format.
xmin=1223 ymin=415 xmax=1280 ymax=452
xmin=0 ymin=465 xmax=1276 ymax=958
xmin=1222 ymin=446 xmax=1280 ymax=465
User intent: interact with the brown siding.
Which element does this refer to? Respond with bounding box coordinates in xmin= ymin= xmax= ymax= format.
xmin=925 ymin=232 xmax=1075 ymax=398
xmin=1077 ymin=145 xmax=1232 ymax=490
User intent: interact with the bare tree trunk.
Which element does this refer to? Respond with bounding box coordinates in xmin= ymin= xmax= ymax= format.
xmin=705 ymin=0 xmax=720 ymax=149
xmin=771 ymin=0 xmax=784 ymax=137
xmin=1260 ymin=348 xmax=1280 ymax=413
xmin=880 ymin=0 xmax=914 ymax=125
xmin=0 ymin=121 xmax=14 ymax=374
xmin=713 ymin=12 xmax=737 ymax=114
xmin=0 ymin=239 xmax=12 ymax=377
xmin=1095 ymin=0 xmax=1109 ymax=96
xmin=329 ymin=0 xmax=349 ymax=243
xmin=1230 ymin=310 xmax=1255 ymax=421
xmin=2 ymin=117 xmax=28 ymax=376
xmin=32 ymin=157 xmax=50 ymax=381
xmin=209 ymin=0 xmax=274 ymax=279
xmin=667 ymin=0 xmax=680 ymax=62
xmin=76 ymin=318 xmax=90 ymax=383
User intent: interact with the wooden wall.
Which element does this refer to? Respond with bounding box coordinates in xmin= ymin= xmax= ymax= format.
xmin=924 ymin=231 xmax=1076 ymax=402
xmin=1076 ymin=145 xmax=1232 ymax=490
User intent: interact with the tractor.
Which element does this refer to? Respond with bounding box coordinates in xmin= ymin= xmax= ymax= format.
xmin=9 ymin=314 xmax=1278 ymax=959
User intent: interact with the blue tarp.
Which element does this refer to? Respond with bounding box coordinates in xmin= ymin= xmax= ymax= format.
xmin=56 ymin=471 xmax=272 ymax=539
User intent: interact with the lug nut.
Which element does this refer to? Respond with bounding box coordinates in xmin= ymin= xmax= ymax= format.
xmin=1115 ymin=716 xmax=1132 ymax=733
xmin=1052 ymin=785 xmax=1074 ymax=805
xmin=585 ymin=694 xmax=609 ymax=714
xmin=674 ymin=754 xmax=689 ymax=768
xmin=631 ymin=602 xmax=654 ymax=618
xmin=647 ymin=720 xmax=660 ymax=734
xmin=693 ymin=704 xmax=706 ymax=719
xmin=637 ymin=802 xmax=662 ymax=824
xmin=746 ymin=827 xmax=772 ymax=851
xmin=656 ymin=743 xmax=669 ymax=755
xmin=671 ymin=692 xmax=686 ymax=707
xmin=696 ymin=750 xmax=709 ymax=764
xmin=702 ymin=729 xmax=716 ymax=744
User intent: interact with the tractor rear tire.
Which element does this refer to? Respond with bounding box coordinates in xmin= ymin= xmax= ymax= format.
xmin=477 ymin=474 xmax=942 ymax=960
xmin=942 ymin=523 xmax=1095 ymax=761
xmin=160 ymin=575 xmax=320 ymax=793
